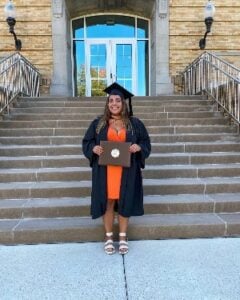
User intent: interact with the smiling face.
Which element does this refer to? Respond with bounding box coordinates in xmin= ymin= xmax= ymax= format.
xmin=108 ymin=94 xmax=123 ymax=117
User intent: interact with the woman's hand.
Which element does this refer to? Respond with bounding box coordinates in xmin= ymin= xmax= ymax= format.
xmin=93 ymin=145 xmax=104 ymax=156
xmin=129 ymin=144 xmax=141 ymax=153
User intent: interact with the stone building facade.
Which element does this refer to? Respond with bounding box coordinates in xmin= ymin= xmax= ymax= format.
xmin=0 ymin=0 xmax=240 ymax=96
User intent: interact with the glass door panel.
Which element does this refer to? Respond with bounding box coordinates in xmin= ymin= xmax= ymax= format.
xmin=73 ymin=41 xmax=85 ymax=96
xmin=86 ymin=42 xmax=109 ymax=96
xmin=114 ymin=43 xmax=134 ymax=92
xmin=137 ymin=41 xmax=149 ymax=96
xmin=86 ymin=39 xmax=136 ymax=96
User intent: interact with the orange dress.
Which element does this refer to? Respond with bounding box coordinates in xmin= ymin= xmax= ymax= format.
xmin=107 ymin=126 xmax=126 ymax=200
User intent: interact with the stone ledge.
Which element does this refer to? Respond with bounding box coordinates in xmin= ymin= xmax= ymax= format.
xmin=1 ymin=213 xmax=238 ymax=245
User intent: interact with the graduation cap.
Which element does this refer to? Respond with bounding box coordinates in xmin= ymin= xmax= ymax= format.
xmin=104 ymin=82 xmax=134 ymax=116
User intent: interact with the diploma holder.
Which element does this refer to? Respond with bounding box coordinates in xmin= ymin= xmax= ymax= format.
xmin=98 ymin=141 xmax=131 ymax=167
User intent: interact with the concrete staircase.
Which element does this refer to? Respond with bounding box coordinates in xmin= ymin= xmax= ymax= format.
xmin=0 ymin=95 xmax=240 ymax=244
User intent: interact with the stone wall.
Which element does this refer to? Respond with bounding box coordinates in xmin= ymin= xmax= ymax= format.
xmin=169 ymin=0 xmax=240 ymax=81
xmin=0 ymin=0 xmax=53 ymax=93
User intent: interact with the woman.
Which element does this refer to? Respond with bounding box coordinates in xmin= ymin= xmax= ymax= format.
xmin=82 ymin=83 xmax=151 ymax=255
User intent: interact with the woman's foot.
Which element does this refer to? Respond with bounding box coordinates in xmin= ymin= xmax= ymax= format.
xmin=119 ymin=232 xmax=128 ymax=255
xmin=104 ymin=232 xmax=115 ymax=255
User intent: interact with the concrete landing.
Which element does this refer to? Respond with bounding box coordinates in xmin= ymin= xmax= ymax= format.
xmin=0 ymin=238 xmax=240 ymax=300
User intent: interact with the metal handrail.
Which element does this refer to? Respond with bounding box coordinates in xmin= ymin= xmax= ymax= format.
xmin=182 ymin=51 xmax=240 ymax=124
xmin=0 ymin=52 xmax=40 ymax=115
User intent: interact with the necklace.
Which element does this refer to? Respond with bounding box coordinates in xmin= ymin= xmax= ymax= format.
xmin=109 ymin=118 xmax=125 ymax=133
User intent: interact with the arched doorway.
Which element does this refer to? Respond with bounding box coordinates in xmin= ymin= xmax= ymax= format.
xmin=50 ymin=0 xmax=173 ymax=97
xmin=72 ymin=14 xmax=149 ymax=96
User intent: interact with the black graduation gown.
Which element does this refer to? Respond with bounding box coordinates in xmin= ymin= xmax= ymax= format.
xmin=82 ymin=117 xmax=151 ymax=219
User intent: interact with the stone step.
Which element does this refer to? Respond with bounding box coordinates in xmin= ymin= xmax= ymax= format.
xmin=7 ymin=150 xmax=240 ymax=164
xmin=1 ymin=194 xmax=240 ymax=219
xmin=0 ymin=197 xmax=91 ymax=219
xmin=9 ymin=105 xmax=216 ymax=114
xmin=0 ymin=145 xmax=83 ymax=156
xmin=150 ymin=134 xmax=239 ymax=143
xmin=0 ymin=212 xmax=239 ymax=244
xmin=144 ymin=164 xmax=240 ymax=179
xmin=2 ymin=152 xmax=240 ymax=168
xmin=150 ymin=142 xmax=240 ymax=153
xmin=20 ymin=95 xmax=206 ymax=102
xmin=0 ymin=117 xmax=229 ymax=128
xmin=169 ymin=118 xmax=229 ymax=125
xmin=0 ymin=133 xmax=238 ymax=145
xmin=0 ymin=167 xmax=91 ymax=182
xmin=14 ymin=100 xmax=213 ymax=108
xmin=2 ymin=142 xmax=240 ymax=156
xmin=128 ymin=213 xmax=240 ymax=240
xmin=144 ymin=194 xmax=240 ymax=214
xmin=149 ymin=152 xmax=240 ymax=165
xmin=3 ymin=111 xmax=223 ymax=121
xmin=0 ymin=144 xmax=184 ymax=157
xmin=16 ymin=98 xmax=211 ymax=107
xmin=175 ymin=125 xmax=237 ymax=134
xmin=2 ymin=177 xmax=240 ymax=199
xmin=2 ymin=164 xmax=240 ymax=182
xmin=0 ymin=125 xmax=236 ymax=137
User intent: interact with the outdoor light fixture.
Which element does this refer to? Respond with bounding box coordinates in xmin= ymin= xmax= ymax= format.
xmin=199 ymin=0 xmax=215 ymax=50
xmin=4 ymin=0 xmax=22 ymax=51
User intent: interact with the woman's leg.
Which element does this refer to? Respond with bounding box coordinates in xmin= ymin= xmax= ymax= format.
xmin=118 ymin=214 xmax=129 ymax=255
xmin=118 ymin=214 xmax=129 ymax=234
xmin=103 ymin=200 xmax=115 ymax=233
xmin=102 ymin=200 xmax=116 ymax=255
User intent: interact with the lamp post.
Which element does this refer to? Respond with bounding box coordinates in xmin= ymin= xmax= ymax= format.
xmin=4 ymin=0 xmax=22 ymax=51
xmin=199 ymin=0 xmax=215 ymax=50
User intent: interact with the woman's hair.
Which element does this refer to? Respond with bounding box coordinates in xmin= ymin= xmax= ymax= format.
xmin=96 ymin=94 xmax=131 ymax=134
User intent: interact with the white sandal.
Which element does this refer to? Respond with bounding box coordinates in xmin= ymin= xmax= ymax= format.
xmin=119 ymin=232 xmax=129 ymax=255
xmin=104 ymin=232 xmax=115 ymax=255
